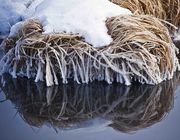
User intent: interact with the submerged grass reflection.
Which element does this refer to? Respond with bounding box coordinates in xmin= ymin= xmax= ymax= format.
xmin=0 ymin=73 xmax=180 ymax=133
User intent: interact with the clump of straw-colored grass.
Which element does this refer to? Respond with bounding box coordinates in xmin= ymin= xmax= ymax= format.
xmin=161 ymin=0 xmax=180 ymax=28
xmin=1 ymin=72 xmax=179 ymax=132
xmin=111 ymin=0 xmax=166 ymax=19
xmin=0 ymin=15 xmax=179 ymax=86
xmin=111 ymin=0 xmax=180 ymax=30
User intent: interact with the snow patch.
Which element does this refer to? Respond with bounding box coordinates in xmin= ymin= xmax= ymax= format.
xmin=30 ymin=0 xmax=132 ymax=47
xmin=9 ymin=21 xmax=24 ymax=37
xmin=0 ymin=0 xmax=28 ymax=37
xmin=5 ymin=0 xmax=131 ymax=48
xmin=174 ymin=29 xmax=180 ymax=41
xmin=24 ymin=0 xmax=44 ymax=18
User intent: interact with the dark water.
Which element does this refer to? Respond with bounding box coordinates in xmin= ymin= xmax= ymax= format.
xmin=0 ymin=73 xmax=180 ymax=140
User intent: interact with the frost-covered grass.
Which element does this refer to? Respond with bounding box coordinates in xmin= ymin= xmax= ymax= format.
xmin=0 ymin=0 xmax=179 ymax=86
xmin=0 ymin=15 xmax=179 ymax=86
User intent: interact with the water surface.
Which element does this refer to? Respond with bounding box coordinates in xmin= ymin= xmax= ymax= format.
xmin=0 ymin=73 xmax=180 ymax=140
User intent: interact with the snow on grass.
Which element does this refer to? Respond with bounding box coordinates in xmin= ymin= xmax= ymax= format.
xmin=31 ymin=0 xmax=132 ymax=47
xmin=6 ymin=0 xmax=131 ymax=47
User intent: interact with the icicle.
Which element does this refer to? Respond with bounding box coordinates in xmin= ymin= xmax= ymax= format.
xmin=35 ymin=61 xmax=44 ymax=82
xmin=45 ymin=56 xmax=54 ymax=87
xmin=85 ymin=56 xmax=90 ymax=83
xmin=72 ymin=59 xmax=80 ymax=84
xmin=52 ymin=49 xmax=67 ymax=83
xmin=60 ymin=51 xmax=68 ymax=84
xmin=105 ymin=67 xmax=112 ymax=84
xmin=77 ymin=59 xmax=85 ymax=83
xmin=49 ymin=60 xmax=59 ymax=85
xmin=122 ymin=62 xmax=131 ymax=85
xmin=10 ymin=61 xmax=17 ymax=78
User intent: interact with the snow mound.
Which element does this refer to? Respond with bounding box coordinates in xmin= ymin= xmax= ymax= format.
xmin=31 ymin=0 xmax=132 ymax=47
xmin=174 ymin=29 xmax=180 ymax=41
xmin=6 ymin=0 xmax=131 ymax=47
xmin=0 ymin=0 xmax=29 ymax=38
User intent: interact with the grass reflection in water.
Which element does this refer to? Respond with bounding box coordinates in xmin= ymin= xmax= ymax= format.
xmin=0 ymin=73 xmax=180 ymax=133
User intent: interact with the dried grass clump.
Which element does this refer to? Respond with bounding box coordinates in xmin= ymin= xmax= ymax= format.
xmin=161 ymin=0 xmax=180 ymax=28
xmin=1 ymin=72 xmax=179 ymax=132
xmin=0 ymin=15 xmax=179 ymax=86
xmin=111 ymin=0 xmax=180 ymax=29
xmin=111 ymin=0 xmax=166 ymax=19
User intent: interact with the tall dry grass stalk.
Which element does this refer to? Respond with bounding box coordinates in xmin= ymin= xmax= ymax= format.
xmin=111 ymin=0 xmax=180 ymax=30
xmin=1 ymin=72 xmax=179 ymax=132
xmin=0 ymin=15 xmax=179 ymax=86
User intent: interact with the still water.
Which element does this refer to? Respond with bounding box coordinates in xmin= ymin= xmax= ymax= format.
xmin=0 ymin=73 xmax=180 ymax=140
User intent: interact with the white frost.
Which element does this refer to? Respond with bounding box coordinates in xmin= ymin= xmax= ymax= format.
xmin=174 ymin=29 xmax=180 ymax=41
